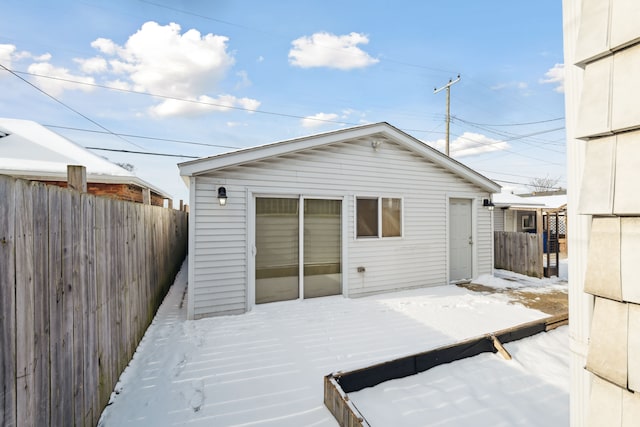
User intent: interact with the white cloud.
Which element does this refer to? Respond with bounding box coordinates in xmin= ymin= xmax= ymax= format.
xmin=0 ymin=44 xmax=16 ymax=68
xmin=301 ymin=112 xmax=340 ymax=128
xmin=289 ymin=32 xmax=379 ymax=70
xmin=105 ymin=79 xmax=132 ymax=91
xmin=89 ymin=21 xmax=260 ymax=117
xmin=34 ymin=53 xmax=52 ymax=62
xmin=426 ymin=132 xmax=509 ymax=157
xmin=75 ymin=56 xmax=108 ymax=74
xmin=235 ymin=70 xmax=251 ymax=89
xmin=540 ymin=63 xmax=564 ymax=93
xmin=26 ymin=62 xmax=96 ymax=96
xmin=1 ymin=45 xmax=54 ymax=71
xmin=91 ymin=38 xmax=119 ymax=55
xmin=149 ymin=94 xmax=260 ymax=118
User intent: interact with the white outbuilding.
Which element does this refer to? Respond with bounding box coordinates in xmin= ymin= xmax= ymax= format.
xmin=179 ymin=122 xmax=500 ymax=319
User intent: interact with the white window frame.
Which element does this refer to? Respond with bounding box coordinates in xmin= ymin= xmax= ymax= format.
xmin=354 ymin=196 xmax=404 ymax=239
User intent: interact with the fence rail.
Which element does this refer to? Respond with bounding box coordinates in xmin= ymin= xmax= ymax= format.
xmin=494 ymin=231 xmax=543 ymax=278
xmin=0 ymin=175 xmax=188 ymax=427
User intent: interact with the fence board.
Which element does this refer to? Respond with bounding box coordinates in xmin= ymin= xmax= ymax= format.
xmin=94 ymin=196 xmax=111 ymax=410
xmin=15 ymin=179 xmax=35 ymax=426
xmin=48 ymin=186 xmax=63 ymax=426
xmin=0 ymin=176 xmax=17 ymax=427
xmin=82 ymin=194 xmax=98 ymax=426
xmin=60 ymin=187 xmax=75 ymax=426
xmin=71 ymin=190 xmax=85 ymax=426
xmin=1 ymin=174 xmax=188 ymax=427
xmin=32 ymin=183 xmax=50 ymax=427
xmin=494 ymin=232 xmax=543 ymax=278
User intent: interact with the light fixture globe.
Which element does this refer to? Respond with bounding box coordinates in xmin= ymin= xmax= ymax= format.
xmin=217 ymin=186 xmax=228 ymax=206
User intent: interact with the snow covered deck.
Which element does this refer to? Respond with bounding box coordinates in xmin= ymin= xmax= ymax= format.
xmin=98 ymin=260 xmax=568 ymax=426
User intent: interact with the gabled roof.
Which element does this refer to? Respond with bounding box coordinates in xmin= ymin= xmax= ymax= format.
xmin=0 ymin=118 xmax=171 ymax=198
xmin=179 ymin=122 xmax=501 ymax=193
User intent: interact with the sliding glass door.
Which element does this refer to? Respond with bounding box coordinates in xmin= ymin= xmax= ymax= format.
xmin=255 ymin=198 xmax=299 ymax=304
xmin=255 ymin=197 xmax=341 ymax=304
xmin=303 ymin=199 xmax=341 ymax=298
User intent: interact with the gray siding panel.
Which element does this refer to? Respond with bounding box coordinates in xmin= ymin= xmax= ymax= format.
xmin=191 ymin=139 xmax=494 ymax=316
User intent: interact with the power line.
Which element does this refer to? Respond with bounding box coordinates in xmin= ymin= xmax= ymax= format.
xmin=85 ymin=147 xmax=199 ymax=158
xmin=7 ymin=68 xmax=566 ymax=149
xmin=44 ymin=124 xmax=241 ymax=150
xmin=456 ymin=117 xmax=565 ymax=127
xmin=0 ymin=62 xmax=145 ymax=149
xmin=9 ymin=68 xmax=360 ymax=127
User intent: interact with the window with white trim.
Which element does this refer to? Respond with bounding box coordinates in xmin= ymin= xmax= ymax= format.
xmin=356 ymin=197 xmax=402 ymax=238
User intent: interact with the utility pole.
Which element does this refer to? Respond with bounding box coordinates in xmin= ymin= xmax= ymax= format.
xmin=434 ymin=74 xmax=461 ymax=156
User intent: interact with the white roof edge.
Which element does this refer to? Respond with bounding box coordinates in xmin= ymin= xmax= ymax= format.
xmin=178 ymin=122 xmax=501 ymax=193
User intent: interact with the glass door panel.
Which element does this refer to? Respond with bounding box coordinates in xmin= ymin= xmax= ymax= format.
xmin=255 ymin=198 xmax=299 ymax=304
xmin=303 ymin=199 xmax=341 ymax=298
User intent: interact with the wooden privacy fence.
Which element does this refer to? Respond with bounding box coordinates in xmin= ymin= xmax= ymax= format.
xmin=494 ymin=231 xmax=543 ymax=278
xmin=0 ymin=175 xmax=188 ymax=427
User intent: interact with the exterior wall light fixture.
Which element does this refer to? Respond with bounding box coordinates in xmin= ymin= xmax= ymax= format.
xmin=483 ymin=198 xmax=495 ymax=211
xmin=217 ymin=186 xmax=228 ymax=206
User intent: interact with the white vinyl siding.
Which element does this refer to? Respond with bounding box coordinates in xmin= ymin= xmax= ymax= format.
xmin=191 ymin=179 xmax=247 ymax=318
xmin=189 ymin=138 xmax=494 ymax=317
xmin=493 ymin=209 xmax=505 ymax=232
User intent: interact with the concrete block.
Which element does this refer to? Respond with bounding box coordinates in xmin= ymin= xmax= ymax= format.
xmin=610 ymin=0 xmax=640 ymax=50
xmin=588 ymin=375 xmax=622 ymax=427
xmin=585 ymin=217 xmax=622 ymax=300
xmin=628 ymin=304 xmax=640 ymax=392
xmin=612 ymin=44 xmax=640 ymax=132
xmin=614 ymin=132 xmax=640 ymax=215
xmin=587 ymin=297 xmax=628 ymax=388
xmin=622 ymin=389 xmax=640 ymax=427
xmin=575 ymin=0 xmax=611 ymax=65
xmin=577 ymin=58 xmax=613 ymax=138
xmin=579 ymin=137 xmax=616 ymax=215
xmin=621 ymin=218 xmax=640 ymax=303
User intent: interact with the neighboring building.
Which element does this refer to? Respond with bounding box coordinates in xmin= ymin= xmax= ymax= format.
xmin=0 ymin=118 xmax=170 ymax=206
xmin=178 ymin=122 xmax=500 ymax=319
xmin=493 ymin=191 xmax=567 ymax=233
xmin=493 ymin=191 xmax=546 ymax=233
xmin=494 ymin=191 xmax=567 ymax=255
xmin=564 ymin=1 xmax=640 ymax=425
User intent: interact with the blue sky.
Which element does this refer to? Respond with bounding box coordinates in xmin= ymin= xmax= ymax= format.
xmin=0 ymin=0 xmax=565 ymax=202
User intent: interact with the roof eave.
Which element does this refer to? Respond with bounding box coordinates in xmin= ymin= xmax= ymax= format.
xmin=178 ymin=122 xmax=501 ymax=193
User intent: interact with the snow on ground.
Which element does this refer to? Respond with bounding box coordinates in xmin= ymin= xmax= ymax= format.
xmin=477 ymin=265 xmax=568 ymax=294
xmin=98 ymin=259 xmax=567 ymax=427
xmin=350 ymin=326 xmax=569 ymax=427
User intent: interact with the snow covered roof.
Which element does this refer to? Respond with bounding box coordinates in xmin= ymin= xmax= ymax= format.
xmin=0 ymin=118 xmax=171 ymax=198
xmin=493 ymin=190 xmax=567 ymax=210
xmin=178 ymin=122 xmax=501 ymax=194
xmin=522 ymin=194 xmax=567 ymax=209
xmin=493 ymin=191 xmax=545 ymax=208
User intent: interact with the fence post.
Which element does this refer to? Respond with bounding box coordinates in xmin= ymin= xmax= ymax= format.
xmin=67 ymin=165 xmax=87 ymax=192
xmin=142 ymin=188 xmax=151 ymax=205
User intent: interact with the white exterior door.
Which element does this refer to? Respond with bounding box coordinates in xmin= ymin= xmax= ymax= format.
xmin=449 ymin=198 xmax=473 ymax=282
